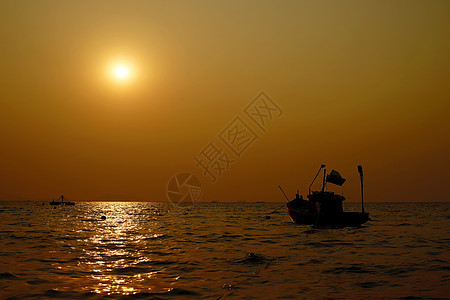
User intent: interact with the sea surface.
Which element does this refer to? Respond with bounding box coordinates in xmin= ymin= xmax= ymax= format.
xmin=0 ymin=201 xmax=449 ymax=299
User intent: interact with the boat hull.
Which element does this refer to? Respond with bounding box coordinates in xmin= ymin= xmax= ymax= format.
xmin=287 ymin=204 xmax=369 ymax=226
xmin=49 ymin=201 xmax=75 ymax=206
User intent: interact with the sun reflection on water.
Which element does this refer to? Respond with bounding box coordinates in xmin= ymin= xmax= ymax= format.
xmin=74 ymin=202 xmax=172 ymax=295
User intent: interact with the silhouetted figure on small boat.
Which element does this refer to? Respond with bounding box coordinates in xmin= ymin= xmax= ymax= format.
xmin=49 ymin=195 xmax=75 ymax=206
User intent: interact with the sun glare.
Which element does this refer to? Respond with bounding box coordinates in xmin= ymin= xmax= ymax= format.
xmin=114 ymin=65 xmax=130 ymax=79
xmin=110 ymin=62 xmax=133 ymax=83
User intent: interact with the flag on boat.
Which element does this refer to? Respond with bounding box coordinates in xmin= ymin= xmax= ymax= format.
xmin=326 ymin=170 xmax=346 ymax=186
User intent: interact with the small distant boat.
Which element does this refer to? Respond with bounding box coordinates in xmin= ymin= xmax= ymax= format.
xmin=282 ymin=165 xmax=369 ymax=226
xmin=49 ymin=195 xmax=75 ymax=206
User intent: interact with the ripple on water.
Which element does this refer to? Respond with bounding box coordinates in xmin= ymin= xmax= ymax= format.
xmin=356 ymin=280 xmax=389 ymax=288
xmin=110 ymin=266 xmax=154 ymax=275
xmin=234 ymin=253 xmax=270 ymax=265
xmin=322 ymin=265 xmax=378 ymax=274
xmin=0 ymin=272 xmax=20 ymax=280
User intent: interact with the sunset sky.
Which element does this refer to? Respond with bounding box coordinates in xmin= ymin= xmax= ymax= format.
xmin=1 ymin=1 xmax=449 ymax=203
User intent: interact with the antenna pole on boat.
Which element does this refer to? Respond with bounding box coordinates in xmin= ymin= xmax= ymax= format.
xmin=358 ymin=165 xmax=364 ymax=214
xmin=278 ymin=186 xmax=290 ymax=202
xmin=321 ymin=168 xmax=327 ymax=192
xmin=309 ymin=164 xmax=325 ymax=195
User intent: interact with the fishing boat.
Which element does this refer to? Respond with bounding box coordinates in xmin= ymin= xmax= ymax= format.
xmin=49 ymin=195 xmax=75 ymax=206
xmin=283 ymin=165 xmax=369 ymax=226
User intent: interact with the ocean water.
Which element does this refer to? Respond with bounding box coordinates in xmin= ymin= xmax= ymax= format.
xmin=0 ymin=201 xmax=449 ymax=299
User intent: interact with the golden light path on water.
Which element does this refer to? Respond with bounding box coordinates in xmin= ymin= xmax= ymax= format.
xmin=72 ymin=203 xmax=175 ymax=295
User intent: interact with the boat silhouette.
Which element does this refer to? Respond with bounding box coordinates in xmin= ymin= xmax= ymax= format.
xmin=49 ymin=195 xmax=75 ymax=206
xmin=283 ymin=165 xmax=369 ymax=226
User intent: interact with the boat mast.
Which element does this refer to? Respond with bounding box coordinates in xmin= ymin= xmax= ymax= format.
xmin=309 ymin=164 xmax=325 ymax=195
xmin=358 ymin=165 xmax=364 ymax=213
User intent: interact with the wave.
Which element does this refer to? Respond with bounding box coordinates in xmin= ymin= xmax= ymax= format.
xmin=109 ymin=266 xmax=154 ymax=275
xmin=0 ymin=272 xmax=20 ymax=280
xmin=234 ymin=253 xmax=269 ymax=264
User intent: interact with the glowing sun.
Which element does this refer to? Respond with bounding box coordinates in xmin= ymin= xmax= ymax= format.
xmin=110 ymin=63 xmax=133 ymax=82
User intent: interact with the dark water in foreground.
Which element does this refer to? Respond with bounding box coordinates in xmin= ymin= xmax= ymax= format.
xmin=0 ymin=201 xmax=449 ymax=299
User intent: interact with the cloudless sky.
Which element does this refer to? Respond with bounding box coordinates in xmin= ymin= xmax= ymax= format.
xmin=1 ymin=0 xmax=449 ymax=202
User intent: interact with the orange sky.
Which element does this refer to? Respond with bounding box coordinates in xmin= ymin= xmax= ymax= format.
xmin=0 ymin=1 xmax=449 ymax=202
